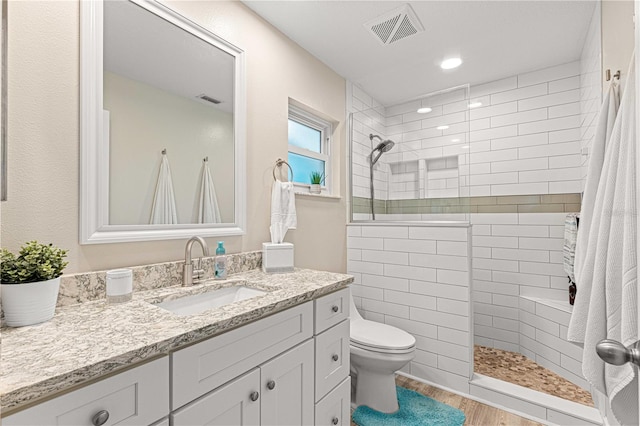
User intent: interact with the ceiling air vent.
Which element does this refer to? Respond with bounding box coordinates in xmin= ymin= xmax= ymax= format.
xmin=196 ymin=94 xmax=222 ymax=104
xmin=365 ymin=4 xmax=424 ymax=45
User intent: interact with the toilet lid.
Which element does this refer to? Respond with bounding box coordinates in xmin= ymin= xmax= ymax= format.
xmin=350 ymin=319 xmax=416 ymax=351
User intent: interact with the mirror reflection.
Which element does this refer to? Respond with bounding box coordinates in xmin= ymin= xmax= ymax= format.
xmin=103 ymin=0 xmax=235 ymax=225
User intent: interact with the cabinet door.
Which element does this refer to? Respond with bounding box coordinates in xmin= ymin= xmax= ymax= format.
xmin=172 ymin=369 xmax=261 ymax=426
xmin=261 ymin=340 xmax=314 ymax=426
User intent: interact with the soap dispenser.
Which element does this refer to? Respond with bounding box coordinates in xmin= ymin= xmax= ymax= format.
xmin=215 ymin=241 xmax=227 ymax=280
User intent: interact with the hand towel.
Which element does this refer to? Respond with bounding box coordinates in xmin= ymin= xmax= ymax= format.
xmin=568 ymin=56 xmax=637 ymax=426
xmin=150 ymin=153 xmax=178 ymax=224
xmin=563 ymin=213 xmax=579 ymax=284
xmin=197 ymin=159 xmax=222 ymax=224
xmin=270 ymin=180 xmax=297 ymax=243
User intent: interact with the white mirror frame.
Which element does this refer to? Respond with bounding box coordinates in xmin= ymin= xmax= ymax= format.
xmin=80 ymin=0 xmax=246 ymax=244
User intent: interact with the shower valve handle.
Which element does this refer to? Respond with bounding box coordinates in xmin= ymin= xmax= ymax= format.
xmin=596 ymin=339 xmax=640 ymax=367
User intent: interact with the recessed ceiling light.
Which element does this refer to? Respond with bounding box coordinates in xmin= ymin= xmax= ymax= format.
xmin=461 ymin=145 xmax=469 ymax=149
xmin=440 ymin=57 xmax=462 ymax=70
xmin=436 ymin=125 xmax=449 ymax=130
xmin=451 ymin=138 xmax=460 ymax=142
xmin=417 ymin=107 xmax=432 ymax=114
xmin=468 ymin=102 xmax=483 ymax=108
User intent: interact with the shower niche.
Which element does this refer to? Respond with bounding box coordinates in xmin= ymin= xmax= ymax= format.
xmin=388 ymin=155 xmax=460 ymax=201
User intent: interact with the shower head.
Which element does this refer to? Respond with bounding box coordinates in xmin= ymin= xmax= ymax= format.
xmin=374 ymin=140 xmax=395 ymax=153
xmin=369 ymin=134 xmax=395 ymax=165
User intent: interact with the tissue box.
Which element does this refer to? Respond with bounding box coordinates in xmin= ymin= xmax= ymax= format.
xmin=262 ymin=243 xmax=294 ymax=273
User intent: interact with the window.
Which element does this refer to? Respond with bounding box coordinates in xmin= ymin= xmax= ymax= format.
xmin=287 ymin=104 xmax=332 ymax=193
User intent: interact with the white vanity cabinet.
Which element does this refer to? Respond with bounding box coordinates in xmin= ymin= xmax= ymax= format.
xmin=3 ymin=288 xmax=351 ymax=426
xmin=173 ymin=288 xmax=351 ymax=426
xmin=3 ymin=357 xmax=170 ymax=426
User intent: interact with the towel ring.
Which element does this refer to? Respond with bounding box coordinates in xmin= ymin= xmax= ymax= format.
xmin=273 ymin=158 xmax=294 ymax=182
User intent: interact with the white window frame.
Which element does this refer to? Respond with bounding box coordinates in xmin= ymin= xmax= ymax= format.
xmin=287 ymin=104 xmax=332 ymax=194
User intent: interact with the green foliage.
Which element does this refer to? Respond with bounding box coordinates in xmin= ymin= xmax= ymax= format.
xmin=1 ymin=241 xmax=68 ymax=284
xmin=310 ymin=171 xmax=325 ymax=185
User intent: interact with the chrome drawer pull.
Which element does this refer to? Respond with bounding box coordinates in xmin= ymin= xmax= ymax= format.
xmin=92 ymin=410 xmax=109 ymax=426
xmin=332 ymin=416 xmax=339 ymax=425
xmin=332 ymin=354 xmax=339 ymax=362
xmin=267 ymin=380 xmax=276 ymax=390
xmin=250 ymin=391 xmax=260 ymax=401
xmin=331 ymin=305 xmax=339 ymax=313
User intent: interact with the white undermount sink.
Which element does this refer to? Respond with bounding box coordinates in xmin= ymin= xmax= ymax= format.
xmin=153 ymin=286 xmax=267 ymax=316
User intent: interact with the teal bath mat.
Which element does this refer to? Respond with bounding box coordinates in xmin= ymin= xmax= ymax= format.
xmin=352 ymin=386 xmax=466 ymax=426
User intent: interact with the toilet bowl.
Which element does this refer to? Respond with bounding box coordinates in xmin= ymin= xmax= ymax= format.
xmin=350 ymin=295 xmax=416 ymax=413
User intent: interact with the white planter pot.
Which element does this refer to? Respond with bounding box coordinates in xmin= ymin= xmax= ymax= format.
xmin=310 ymin=184 xmax=321 ymax=194
xmin=1 ymin=277 xmax=61 ymax=327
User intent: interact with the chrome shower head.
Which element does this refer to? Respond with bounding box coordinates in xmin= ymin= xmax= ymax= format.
xmin=369 ymin=134 xmax=395 ymax=165
xmin=374 ymin=140 xmax=395 ymax=153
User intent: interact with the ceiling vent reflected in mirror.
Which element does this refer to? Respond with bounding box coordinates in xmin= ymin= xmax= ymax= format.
xmin=365 ymin=4 xmax=424 ymax=45
xmin=196 ymin=94 xmax=222 ymax=104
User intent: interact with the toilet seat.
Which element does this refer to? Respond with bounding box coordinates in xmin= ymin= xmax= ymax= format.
xmin=350 ymin=319 xmax=416 ymax=353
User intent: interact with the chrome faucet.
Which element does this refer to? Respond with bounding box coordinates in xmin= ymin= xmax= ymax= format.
xmin=183 ymin=236 xmax=210 ymax=286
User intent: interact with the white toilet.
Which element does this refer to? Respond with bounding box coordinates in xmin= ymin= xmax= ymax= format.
xmin=349 ymin=295 xmax=416 ymax=413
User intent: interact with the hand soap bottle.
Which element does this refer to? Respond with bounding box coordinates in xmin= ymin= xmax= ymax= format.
xmin=215 ymin=241 xmax=227 ymax=280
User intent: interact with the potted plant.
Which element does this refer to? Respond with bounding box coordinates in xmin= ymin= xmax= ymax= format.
xmin=1 ymin=241 xmax=68 ymax=327
xmin=309 ymin=171 xmax=325 ymax=194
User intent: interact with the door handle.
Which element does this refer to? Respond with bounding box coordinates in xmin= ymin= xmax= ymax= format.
xmin=596 ymin=339 xmax=640 ymax=367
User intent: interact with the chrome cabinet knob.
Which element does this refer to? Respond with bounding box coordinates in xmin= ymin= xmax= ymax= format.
xmin=332 ymin=354 xmax=339 ymax=362
xmin=332 ymin=416 xmax=339 ymax=425
xmin=331 ymin=305 xmax=339 ymax=313
xmin=267 ymin=380 xmax=276 ymax=390
xmin=597 ymin=339 xmax=640 ymax=367
xmin=92 ymin=410 xmax=109 ymax=426
xmin=250 ymin=391 xmax=260 ymax=401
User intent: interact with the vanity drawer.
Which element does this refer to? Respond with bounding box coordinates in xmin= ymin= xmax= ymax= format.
xmin=314 ymin=377 xmax=351 ymax=426
xmin=4 ymin=357 xmax=169 ymax=426
xmin=172 ymin=301 xmax=313 ymax=409
xmin=315 ymin=287 xmax=350 ymax=334
xmin=315 ymin=319 xmax=350 ymax=401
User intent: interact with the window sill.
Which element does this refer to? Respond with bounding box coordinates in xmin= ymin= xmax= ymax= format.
xmin=294 ymin=190 xmax=341 ymax=200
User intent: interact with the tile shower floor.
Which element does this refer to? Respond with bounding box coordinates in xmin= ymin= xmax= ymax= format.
xmin=474 ymin=345 xmax=594 ymax=407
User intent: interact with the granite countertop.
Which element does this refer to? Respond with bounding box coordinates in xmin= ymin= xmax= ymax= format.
xmin=0 ymin=268 xmax=353 ymax=414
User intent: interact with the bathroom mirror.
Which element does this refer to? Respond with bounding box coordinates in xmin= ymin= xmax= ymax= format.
xmin=80 ymin=0 xmax=246 ymax=244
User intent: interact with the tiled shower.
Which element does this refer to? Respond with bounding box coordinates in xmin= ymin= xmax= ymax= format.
xmin=347 ymin=4 xmax=602 ymax=423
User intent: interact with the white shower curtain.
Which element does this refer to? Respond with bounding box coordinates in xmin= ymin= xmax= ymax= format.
xmin=197 ymin=158 xmax=222 ymax=223
xmin=149 ymin=152 xmax=178 ymax=224
xmin=568 ymin=57 xmax=637 ymax=426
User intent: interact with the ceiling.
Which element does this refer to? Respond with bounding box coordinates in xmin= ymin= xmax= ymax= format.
xmin=104 ymin=0 xmax=235 ymax=113
xmin=243 ymin=1 xmax=597 ymax=106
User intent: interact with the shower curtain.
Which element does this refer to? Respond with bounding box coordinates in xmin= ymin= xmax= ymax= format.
xmin=568 ymin=57 xmax=637 ymax=426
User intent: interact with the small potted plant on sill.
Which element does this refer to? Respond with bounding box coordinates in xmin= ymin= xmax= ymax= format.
xmin=1 ymin=241 xmax=68 ymax=327
xmin=309 ymin=171 xmax=325 ymax=194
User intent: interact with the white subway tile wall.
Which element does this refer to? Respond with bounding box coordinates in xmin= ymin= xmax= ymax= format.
xmin=347 ymin=224 xmax=473 ymax=394
xmin=351 ymin=60 xmax=584 ymax=208
xmin=519 ymin=297 xmax=588 ymax=390
xmin=468 ymin=61 xmax=582 ymax=197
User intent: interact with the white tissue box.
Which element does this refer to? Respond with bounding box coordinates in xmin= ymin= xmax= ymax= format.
xmin=262 ymin=243 xmax=294 ymax=273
